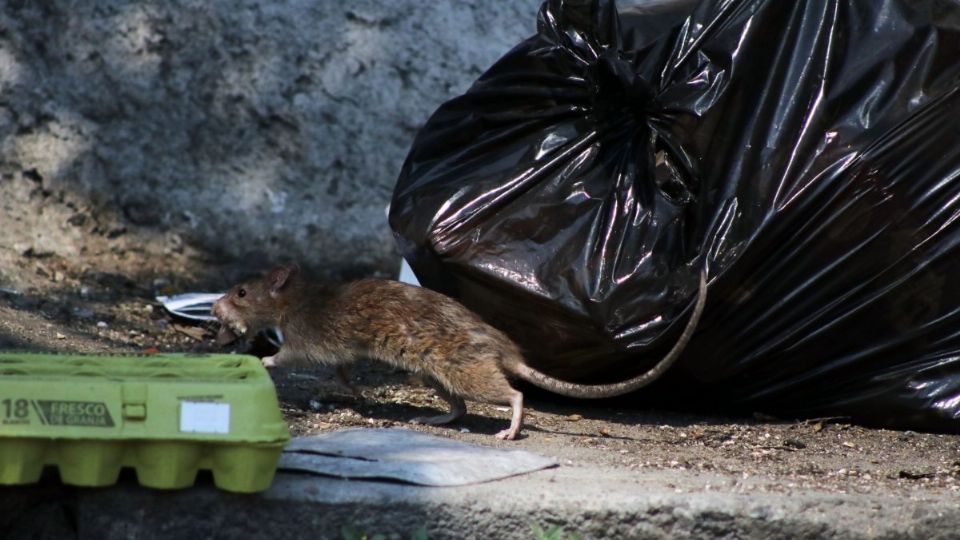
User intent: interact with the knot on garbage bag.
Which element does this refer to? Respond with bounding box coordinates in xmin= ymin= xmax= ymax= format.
xmin=592 ymin=49 xmax=655 ymax=123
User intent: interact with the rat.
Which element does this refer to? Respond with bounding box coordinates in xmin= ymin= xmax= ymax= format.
xmin=212 ymin=265 xmax=707 ymax=440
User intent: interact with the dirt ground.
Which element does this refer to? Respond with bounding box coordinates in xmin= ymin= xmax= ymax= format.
xmin=1 ymin=249 xmax=959 ymax=502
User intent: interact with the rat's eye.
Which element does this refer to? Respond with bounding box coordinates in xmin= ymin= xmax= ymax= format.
xmin=238 ymin=288 xmax=246 ymax=298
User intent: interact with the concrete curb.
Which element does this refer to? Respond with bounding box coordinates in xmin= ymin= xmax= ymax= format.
xmin=4 ymin=465 xmax=959 ymax=539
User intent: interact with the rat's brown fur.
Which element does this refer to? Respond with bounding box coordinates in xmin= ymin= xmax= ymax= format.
xmin=212 ymin=266 xmax=707 ymax=440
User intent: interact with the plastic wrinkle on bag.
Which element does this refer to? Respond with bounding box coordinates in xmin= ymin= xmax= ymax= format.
xmin=390 ymin=0 xmax=960 ymax=432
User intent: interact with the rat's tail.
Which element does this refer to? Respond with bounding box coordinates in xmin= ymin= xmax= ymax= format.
xmin=506 ymin=270 xmax=708 ymax=399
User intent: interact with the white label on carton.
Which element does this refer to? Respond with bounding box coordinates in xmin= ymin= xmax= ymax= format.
xmin=179 ymin=401 xmax=231 ymax=434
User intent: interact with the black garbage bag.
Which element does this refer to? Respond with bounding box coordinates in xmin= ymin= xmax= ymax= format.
xmin=390 ymin=0 xmax=960 ymax=432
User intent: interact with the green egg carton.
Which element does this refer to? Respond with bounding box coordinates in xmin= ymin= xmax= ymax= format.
xmin=0 ymin=352 xmax=290 ymax=493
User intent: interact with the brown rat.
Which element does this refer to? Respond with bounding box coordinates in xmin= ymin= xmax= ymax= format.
xmin=212 ymin=265 xmax=707 ymax=440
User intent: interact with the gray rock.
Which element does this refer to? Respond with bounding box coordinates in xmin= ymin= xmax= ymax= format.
xmin=0 ymin=0 xmax=542 ymax=277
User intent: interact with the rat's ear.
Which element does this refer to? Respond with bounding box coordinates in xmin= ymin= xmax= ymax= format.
xmin=267 ymin=265 xmax=296 ymax=294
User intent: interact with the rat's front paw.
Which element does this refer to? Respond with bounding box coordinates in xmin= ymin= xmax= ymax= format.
xmin=261 ymin=355 xmax=278 ymax=367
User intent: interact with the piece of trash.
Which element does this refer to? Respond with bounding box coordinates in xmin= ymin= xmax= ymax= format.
xmin=278 ymin=428 xmax=557 ymax=486
xmin=384 ymin=204 xmax=421 ymax=288
xmin=96 ymin=321 xmax=108 ymax=328
xmin=156 ymin=292 xmax=223 ymax=322
xmin=0 ymin=287 xmax=21 ymax=296
xmin=308 ymin=400 xmax=323 ymax=411
xmin=460 ymin=428 xmax=471 ymax=433
xmin=55 ymin=332 xmax=65 ymax=340
xmin=567 ymin=414 xmax=583 ymax=422
xmin=157 ymin=292 xmax=283 ymax=346
xmin=397 ymin=258 xmax=420 ymax=286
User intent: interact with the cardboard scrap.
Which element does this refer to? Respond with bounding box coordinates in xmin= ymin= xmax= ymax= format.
xmin=278 ymin=428 xmax=557 ymax=486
